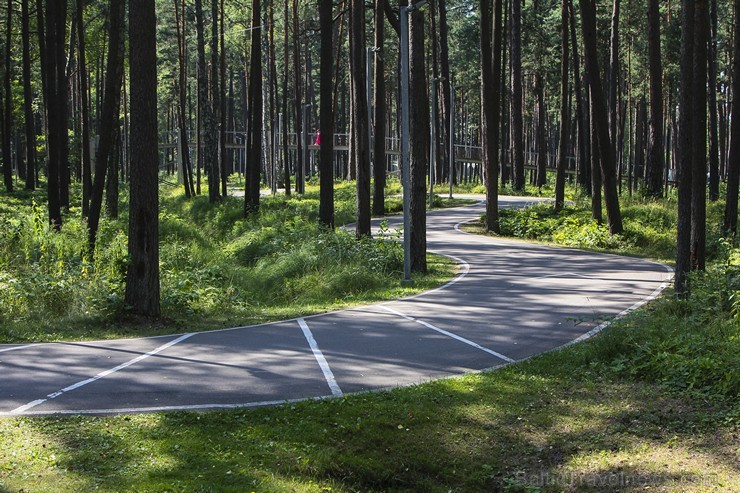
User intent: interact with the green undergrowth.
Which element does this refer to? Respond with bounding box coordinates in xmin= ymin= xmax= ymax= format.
xmin=0 ymin=183 xmax=456 ymax=342
xmin=0 ymin=286 xmax=737 ymax=492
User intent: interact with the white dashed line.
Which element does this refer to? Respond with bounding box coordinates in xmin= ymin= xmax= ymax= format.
xmin=297 ymin=318 xmax=343 ymax=397
xmin=9 ymin=333 xmax=194 ymax=415
xmin=379 ymin=305 xmax=516 ymax=363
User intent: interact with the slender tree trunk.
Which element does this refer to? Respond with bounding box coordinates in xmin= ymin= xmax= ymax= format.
xmin=76 ymin=0 xmax=92 ymax=210
xmin=350 ymin=0 xmax=370 ymax=237
xmin=725 ymin=0 xmax=740 ymax=235
xmin=579 ymin=0 xmax=622 ymax=234
xmin=220 ymin=0 xmax=227 ymax=197
xmin=510 ymin=0 xmax=525 ymax=190
xmin=645 ymin=0 xmax=664 ymax=197
xmin=282 ymin=0 xmax=291 ymax=196
xmin=707 ymin=0 xmax=720 ymax=201
xmin=555 ymin=0 xmax=568 ymax=211
xmin=608 ymin=0 xmax=620 ymax=153
xmin=590 ymin=91 xmax=602 ymax=223
xmin=245 ymin=0 xmax=262 ymax=213
xmin=535 ymin=74 xmax=547 ymax=188
xmin=372 ymin=0 xmax=387 ymax=217
xmin=206 ymin=0 xmax=221 ymax=203
xmin=438 ymin=0 xmax=451 ymax=185
xmin=409 ymin=5 xmax=428 ymax=272
xmin=482 ymin=0 xmax=502 ymax=233
xmin=174 ymin=0 xmax=194 ymax=198
xmin=195 ymin=0 xmax=209 ymax=196
xmin=126 ymin=0 xmax=161 ymax=317
xmin=319 ymin=0 xmax=334 ymax=228
xmin=87 ymin=0 xmax=125 ymax=254
xmin=293 ymin=1 xmax=304 ymax=193
xmin=568 ymin=0 xmax=589 ymax=194
xmin=2 ymin=0 xmax=13 ymax=193
xmin=691 ymin=0 xmax=709 ymax=271
xmin=21 ymin=0 xmax=36 ymax=191
xmin=676 ymin=0 xmax=695 ymax=296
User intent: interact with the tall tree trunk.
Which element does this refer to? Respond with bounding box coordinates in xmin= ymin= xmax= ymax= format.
xmin=675 ymin=0 xmax=695 ymax=296
xmin=568 ymin=0 xmax=589 ymax=194
xmin=350 ymin=0 xmax=370 ymax=237
xmin=42 ymin=2 xmax=68 ymax=227
xmin=535 ymin=74 xmax=547 ymax=188
xmin=438 ymin=0 xmax=451 ymax=186
xmin=245 ymin=0 xmax=262 ymax=213
xmin=292 ymin=1 xmax=304 ymax=193
xmin=725 ymin=0 xmax=740 ymax=235
xmin=707 ymin=0 xmax=720 ymax=201
xmin=206 ymin=0 xmax=221 ymax=203
xmin=76 ymin=0 xmax=91 ymax=210
xmin=510 ymin=0 xmax=525 ymax=190
xmin=126 ymin=0 xmax=161 ymax=317
xmin=2 ymin=0 xmax=12 ymax=193
xmin=220 ymin=0 xmax=227 ymax=197
xmin=590 ymin=91 xmax=602 ymax=223
xmin=372 ymin=0 xmax=387 ymax=217
xmin=645 ymin=0 xmax=664 ymax=198
xmin=174 ymin=0 xmax=194 ymax=198
xmin=608 ymin=0 xmax=620 ymax=153
xmin=87 ymin=0 xmax=125 ymax=254
xmin=195 ymin=0 xmax=208 ymax=196
xmin=409 ymin=5 xmax=428 ymax=272
xmin=579 ymin=0 xmax=622 ymax=234
xmin=690 ymin=0 xmax=709 ymax=271
xmin=555 ymin=0 xmax=568 ymax=211
xmin=282 ymin=0 xmax=291 ymax=196
xmin=482 ymin=0 xmax=503 ymax=233
xmin=319 ymin=0 xmax=335 ymax=228
xmin=21 ymin=0 xmax=36 ymax=191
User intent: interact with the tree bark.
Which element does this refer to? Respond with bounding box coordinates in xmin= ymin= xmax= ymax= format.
xmin=174 ymin=0 xmax=195 ymax=198
xmin=372 ymin=0 xmax=387 ymax=217
xmin=579 ymin=0 xmax=622 ymax=234
xmin=87 ymin=0 xmax=125 ymax=254
xmin=482 ymin=0 xmax=503 ymax=233
xmin=555 ymin=0 xmax=568 ymax=211
xmin=21 ymin=0 xmax=36 ymax=191
xmin=76 ymin=0 xmax=91 ymax=209
xmin=725 ymin=0 xmax=740 ymax=235
xmin=126 ymin=0 xmax=161 ymax=317
xmin=2 ymin=0 xmax=13 ymax=193
xmin=319 ymin=0 xmax=335 ymax=228
xmin=245 ymin=0 xmax=262 ymax=213
xmin=510 ymin=0 xmax=525 ymax=190
xmin=675 ymin=0 xmax=695 ymax=296
xmin=690 ymin=0 xmax=709 ymax=272
xmin=350 ymin=0 xmax=371 ymax=237
xmin=206 ymin=0 xmax=221 ymax=203
xmin=409 ymin=5 xmax=428 ymax=272
xmin=707 ymin=0 xmax=720 ymax=201
xmin=645 ymin=0 xmax=664 ymax=197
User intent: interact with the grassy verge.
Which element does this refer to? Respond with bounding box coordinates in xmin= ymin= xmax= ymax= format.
xmin=0 ymin=181 xmax=457 ymax=342
xmin=1 ymin=186 xmax=737 ymax=492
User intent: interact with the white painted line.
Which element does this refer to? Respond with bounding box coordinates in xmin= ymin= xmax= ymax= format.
xmin=379 ymin=305 xmax=516 ymax=363
xmin=297 ymin=318 xmax=343 ymax=397
xmin=8 ymin=333 xmax=195 ymax=415
xmin=0 ymin=344 xmax=36 ymax=353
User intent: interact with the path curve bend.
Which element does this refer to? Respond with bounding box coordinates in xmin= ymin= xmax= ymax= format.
xmin=0 ymin=197 xmax=672 ymax=416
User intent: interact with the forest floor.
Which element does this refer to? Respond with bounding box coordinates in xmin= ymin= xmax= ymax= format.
xmin=0 ymin=180 xmax=737 ymax=492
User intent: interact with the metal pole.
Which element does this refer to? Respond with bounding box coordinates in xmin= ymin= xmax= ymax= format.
xmin=449 ymin=84 xmax=455 ymax=199
xmin=430 ymin=78 xmax=438 ymax=209
xmin=400 ymin=5 xmax=412 ymax=284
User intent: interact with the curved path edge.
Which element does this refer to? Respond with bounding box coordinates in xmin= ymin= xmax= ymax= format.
xmin=0 ymin=197 xmax=673 ymax=416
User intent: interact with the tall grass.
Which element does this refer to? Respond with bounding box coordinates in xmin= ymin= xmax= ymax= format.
xmin=0 ymin=183 xmax=451 ymax=342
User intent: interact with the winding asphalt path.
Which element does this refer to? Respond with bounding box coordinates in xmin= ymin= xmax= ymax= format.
xmin=0 ymin=197 xmax=672 ymax=416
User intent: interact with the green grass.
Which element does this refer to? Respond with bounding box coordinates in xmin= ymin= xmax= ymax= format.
xmin=1 ymin=182 xmax=737 ymax=492
xmin=0 ymin=181 xmax=456 ymax=342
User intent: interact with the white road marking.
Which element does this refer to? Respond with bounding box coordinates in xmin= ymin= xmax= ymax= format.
xmin=0 ymin=344 xmax=36 ymax=353
xmin=8 ymin=333 xmax=194 ymax=415
xmin=379 ymin=305 xmax=516 ymax=363
xmin=297 ymin=318 xmax=343 ymax=397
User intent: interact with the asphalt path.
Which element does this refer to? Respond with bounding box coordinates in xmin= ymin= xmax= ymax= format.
xmin=0 ymin=196 xmax=672 ymax=416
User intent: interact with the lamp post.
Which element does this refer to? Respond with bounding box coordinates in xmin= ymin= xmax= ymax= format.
xmin=400 ymin=0 xmax=426 ymax=284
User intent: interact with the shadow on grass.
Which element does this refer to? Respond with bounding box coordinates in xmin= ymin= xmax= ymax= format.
xmin=14 ymin=354 xmax=738 ymax=492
